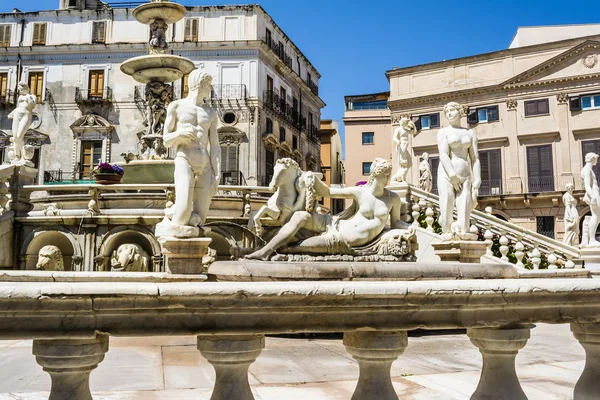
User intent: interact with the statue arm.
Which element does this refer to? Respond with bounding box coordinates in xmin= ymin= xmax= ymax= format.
xmin=392 ymin=127 xmax=401 ymax=146
xmin=209 ymin=112 xmax=220 ymax=179
xmin=583 ymin=168 xmax=595 ymax=201
xmin=162 ymin=103 xmax=181 ymax=147
xmin=469 ymin=129 xmax=481 ymax=191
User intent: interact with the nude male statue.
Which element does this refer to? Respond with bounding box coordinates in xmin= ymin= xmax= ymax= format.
xmin=582 ymin=152 xmax=600 ymax=247
xmin=158 ymin=70 xmax=220 ymax=237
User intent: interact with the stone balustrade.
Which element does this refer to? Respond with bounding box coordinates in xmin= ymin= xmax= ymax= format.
xmin=1 ymin=278 xmax=600 ymax=399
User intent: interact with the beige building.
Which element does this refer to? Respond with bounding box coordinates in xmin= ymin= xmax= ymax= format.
xmin=319 ymin=119 xmax=344 ymax=214
xmin=347 ymin=26 xmax=600 ymax=241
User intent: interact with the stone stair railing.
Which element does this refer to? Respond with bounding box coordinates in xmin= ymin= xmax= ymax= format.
xmin=1 ymin=278 xmax=600 ymax=399
xmin=400 ymin=185 xmax=580 ymax=269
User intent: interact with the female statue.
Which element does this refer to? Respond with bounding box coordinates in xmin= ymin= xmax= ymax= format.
xmin=581 ymin=152 xmax=600 ymax=247
xmin=418 ymin=152 xmax=432 ymax=192
xmin=8 ymin=82 xmax=37 ymax=165
xmin=247 ymin=158 xmax=406 ymax=260
xmin=390 ymin=117 xmax=416 ymax=183
xmin=562 ymin=183 xmax=579 ymax=246
xmin=437 ymin=102 xmax=481 ymax=235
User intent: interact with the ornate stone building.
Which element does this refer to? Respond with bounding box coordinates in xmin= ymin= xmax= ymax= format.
xmin=0 ymin=0 xmax=324 ymax=186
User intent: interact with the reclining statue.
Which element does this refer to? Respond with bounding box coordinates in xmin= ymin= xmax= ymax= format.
xmin=246 ymin=158 xmax=416 ymax=261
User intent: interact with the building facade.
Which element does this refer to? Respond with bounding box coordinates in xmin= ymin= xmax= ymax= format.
xmin=0 ymin=0 xmax=324 ymax=186
xmin=319 ymin=119 xmax=344 ymax=214
xmin=346 ymin=28 xmax=600 ymax=241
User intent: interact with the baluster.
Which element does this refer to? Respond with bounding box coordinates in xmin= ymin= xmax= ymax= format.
xmin=425 ymin=204 xmax=435 ymax=233
xmin=571 ymin=323 xmax=600 ymax=400
xmin=344 ymin=331 xmax=408 ymax=400
xmin=547 ymin=253 xmax=559 ymax=269
xmin=198 ymin=335 xmax=264 ymax=400
xmin=411 ymin=197 xmax=421 ymax=227
xmin=468 ymin=326 xmax=531 ymax=400
xmin=499 ymin=234 xmax=510 ymax=262
xmin=565 ymin=255 xmax=575 ymax=269
xmin=485 ymin=206 xmax=493 ymax=215
xmin=484 ymin=227 xmax=494 ymax=257
xmin=530 ymin=248 xmax=541 ymax=270
xmin=514 ymin=239 xmax=525 ymax=268
xmin=33 ymin=334 xmax=109 ymax=400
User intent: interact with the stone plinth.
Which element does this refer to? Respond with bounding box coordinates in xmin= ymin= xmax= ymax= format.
xmin=160 ymin=237 xmax=212 ymax=274
xmin=8 ymin=165 xmax=37 ymax=215
xmin=432 ymin=240 xmax=487 ymax=263
xmin=579 ymin=247 xmax=600 ymax=270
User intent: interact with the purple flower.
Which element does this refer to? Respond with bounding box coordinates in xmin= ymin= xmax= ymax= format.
xmin=93 ymin=163 xmax=125 ymax=175
xmin=112 ymin=165 xmax=124 ymax=175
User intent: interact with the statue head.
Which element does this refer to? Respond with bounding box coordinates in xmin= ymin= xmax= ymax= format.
xmin=585 ymin=152 xmax=599 ymax=166
xmin=36 ymin=245 xmax=65 ymax=271
xmin=17 ymin=81 xmax=29 ymax=95
xmin=422 ymin=152 xmax=429 ymax=160
xmin=398 ymin=117 xmax=416 ymax=133
xmin=270 ymin=158 xmax=301 ymax=190
xmin=367 ymin=158 xmax=392 ymax=187
xmin=111 ymin=244 xmax=149 ymax=272
xmin=443 ymin=102 xmax=462 ymax=123
xmin=187 ymin=70 xmax=213 ymax=98
xmin=565 ymin=182 xmax=575 ymax=193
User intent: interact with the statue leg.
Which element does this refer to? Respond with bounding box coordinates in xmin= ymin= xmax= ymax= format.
xmin=590 ymin=204 xmax=600 ymax=246
xmin=456 ymin=178 xmax=472 ymax=234
xmin=246 ymin=211 xmax=313 ymax=260
xmin=192 ymin=169 xmax=213 ymax=227
xmin=171 ymin=157 xmax=194 ymax=226
xmin=438 ymin=178 xmax=455 ymax=234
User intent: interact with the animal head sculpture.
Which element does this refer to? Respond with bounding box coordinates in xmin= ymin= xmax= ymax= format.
xmin=269 ymin=158 xmax=301 ymax=191
xmin=111 ymin=244 xmax=149 ymax=272
xmin=36 ymin=245 xmax=65 ymax=271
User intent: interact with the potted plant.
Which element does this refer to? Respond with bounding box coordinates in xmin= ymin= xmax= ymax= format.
xmin=92 ymin=163 xmax=124 ymax=185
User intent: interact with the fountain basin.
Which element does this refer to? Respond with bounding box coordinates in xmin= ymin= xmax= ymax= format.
xmin=116 ymin=159 xmax=175 ymax=184
xmin=133 ymin=2 xmax=186 ymax=25
xmin=120 ymin=54 xmax=195 ymax=84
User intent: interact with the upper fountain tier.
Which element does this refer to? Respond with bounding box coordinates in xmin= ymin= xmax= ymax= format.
xmin=120 ymin=0 xmax=194 ymax=84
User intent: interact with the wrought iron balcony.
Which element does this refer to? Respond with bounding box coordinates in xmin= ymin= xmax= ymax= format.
xmin=307 ymin=79 xmax=319 ymax=96
xmin=172 ymin=84 xmax=248 ymax=102
xmin=263 ymin=90 xmax=305 ymax=132
xmin=261 ymin=37 xmax=293 ymax=69
xmin=75 ymin=87 xmax=113 ymax=104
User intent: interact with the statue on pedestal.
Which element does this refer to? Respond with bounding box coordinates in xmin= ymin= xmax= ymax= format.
xmin=390 ymin=117 xmax=416 ymax=184
xmin=437 ymin=102 xmax=481 ymax=237
xmin=562 ymin=183 xmax=580 ymax=246
xmin=581 ymin=152 xmax=600 ymax=247
xmin=8 ymin=82 xmax=37 ymax=167
xmin=155 ymin=69 xmax=220 ymax=238
xmin=418 ymin=152 xmax=432 ymax=192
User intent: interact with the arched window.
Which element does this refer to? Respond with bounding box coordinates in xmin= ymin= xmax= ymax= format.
xmin=279 ymin=126 xmax=286 ymax=143
xmin=266 ymin=118 xmax=273 ymax=134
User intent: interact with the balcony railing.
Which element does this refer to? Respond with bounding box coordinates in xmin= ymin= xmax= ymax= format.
xmin=172 ymin=84 xmax=248 ymax=101
xmin=0 ymin=90 xmax=15 ymax=106
xmin=263 ymin=90 xmax=306 ymax=132
xmin=307 ymin=79 xmax=319 ymax=96
xmin=75 ymin=87 xmax=113 ymax=104
xmin=43 ymin=169 xmax=94 ymax=184
xmin=220 ymin=170 xmax=247 ymax=186
xmin=0 ymin=277 xmax=599 ymax=400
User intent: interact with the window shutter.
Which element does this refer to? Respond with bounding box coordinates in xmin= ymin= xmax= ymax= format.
xmin=414 ymin=116 xmax=422 ymax=131
xmin=527 ymin=146 xmax=540 ymax=179
xmin=430 ymin=157 xmax=439 ymax=195
xmin=33 ymin=23 xmax=40 ymax=43
xmin=467 ymin=109 xmax=478 ymax=124
xmin=538 ymin=99 xmax=549 ymax=115
xmin=97 ymin=71 xmax=104 ymax=95
xmin=228 ymin=146 xmax=238 ymax=172
xmin=489 ymin=149 xmax=502 ymax=182
xmin=570 ymin=96 xmax=582 ymax=111
xmin=430 ymin=113 xmax=440 ymax=128
xmin=0 ymin=25 xmax=11 ymax=46
xmin=540 ymin=145 xmax=553 ymax=176
xmin=40 ymin=23 xmax=47 ymax=44
xmin=479 ymin=151 xmax=490 ymax=182
xmin=487 ymin=106 xmax=499 ymax=122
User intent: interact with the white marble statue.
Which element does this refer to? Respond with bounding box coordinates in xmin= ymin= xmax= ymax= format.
xmin=563 ymin=183 xmax=580 ymax=246
xmin=156 ymin=69 xmax=220 ymax=238
xmin=8 ymin=82 xmax=37 ymax=166
xmin=111 ymin=244 xmax=149 ymax=272
xmin=437 ymin=102 xmax=481 ymax=236
xmin=418 ymin=152 xmax=432 ymax=192
xmin=246 ymin=158 xmax=411 ymax=260
xmin=36 ymin=245 xmax=65 ymax=271
xmin=390 ymin=117 xmax=416 ymax=184
xmin=581 ymin=152 xmax=600 ymax=247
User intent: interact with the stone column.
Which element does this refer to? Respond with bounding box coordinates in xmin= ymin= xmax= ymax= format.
xmin=467 ymin=326 xmax=531 ymax=400
xmin=33 ymin=334 xmax=109 ymax=400
xmin=504 ymin=99 xmax=520 ymax=194
xmin=197 ymin=335 xmax=264 ymax=400
xmin=571 ymin=322 xmax=600 ymax=399
xmin=343 ymin=331 xmax=408 ymax=400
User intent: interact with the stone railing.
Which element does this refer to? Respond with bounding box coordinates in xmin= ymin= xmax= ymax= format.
xmin=1 ymin=278 xmax=600 ymax=399
xmin=401 ymin=185 xmax=580 ymax=269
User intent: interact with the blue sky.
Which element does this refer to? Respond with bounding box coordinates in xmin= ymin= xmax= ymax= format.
xmin=3 ymin=0 xmax=600 ymax=158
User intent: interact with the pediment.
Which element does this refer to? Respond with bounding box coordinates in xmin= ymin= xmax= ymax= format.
xmin=0 ymin=129 xmax=49 ymax=146
xmin=70 ymin=113 xmax=114 ymax=135
xmin=503 ymin=41 xmax=600 ymax=88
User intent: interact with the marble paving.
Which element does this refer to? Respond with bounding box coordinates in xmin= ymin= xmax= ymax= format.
xmin=0 ymin=324 xmax=584 ymax=399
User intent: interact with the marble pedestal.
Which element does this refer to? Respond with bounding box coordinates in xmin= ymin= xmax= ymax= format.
xmin=432 ymin=238 xmax=487 ymax=264
xmin=160 ymin=237 xmax=212 ymax=274
xmin=579 ymin=247 xmax=600 ymax=270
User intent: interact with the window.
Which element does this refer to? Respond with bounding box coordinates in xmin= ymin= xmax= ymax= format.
xmin=580 ymin=94 xmax=600 ymax=110
xmin=181 ymin=73 xmax=189 ymax=98
xmin=415 ymin=113 xmax=440 ymax=130
xmin=220 ymin=145 xmax=239 ymax=184
xmin=92 ymin=21 xmax=106 ymax=44
xmin=582 ymin=140 xmax=600 ymax=185
xmin=0 ymin=25 xmax=11 ymax=47
xmin=88 ymin=70 xmax=104 ymax=99
xmin=280 ymin=87 xmax=287 ymax=111
xmin=266 ymin=75 xmax=273 ymax=93
xmin=0 ymin=73 xmax=8 ymax=98
xmin=32 ymin=23 xmax=47 ymax=46
xmin=536 ymin=216 xmax=555 ymax=239
xmin=467 ymin=106 xmax=499 ymax=123
xmin=351 ymin=100 xmax=388 ymax=110
xmin=265 ymin=28 xmax=272 ymax=47
xmin=279 ymin=126 xmax=286 ymax=143
xmin=80 ymin=140 xmax=103 ymax=178
xmin=362 ymin=132 xmax=374 ymax=145
xmin=28 ymin=71 xmax=44 ymax=103
xmin=524 ymin=99 xmax=549 ymax=116
xmin=292 ymin=135 xmax=298 ymax=150
xmin=526 ymin=144 xmax=554 ymax=192
xmin=307 ymin=73 xmax=312 ymax=85
xmin=430 ymin=156 xmax=440 ymax=195
xmin=184 ymin=18 xmax=198 ymax=42
xmin=479 ymin=149 xmax=502 ymax=195
xmin=362 ymin=162 xmax=371 ymax=176
xmin=266 ymin=118 xmax=273 ymax=134
xmin=265 ymin=149 xmax=274 ymax=185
